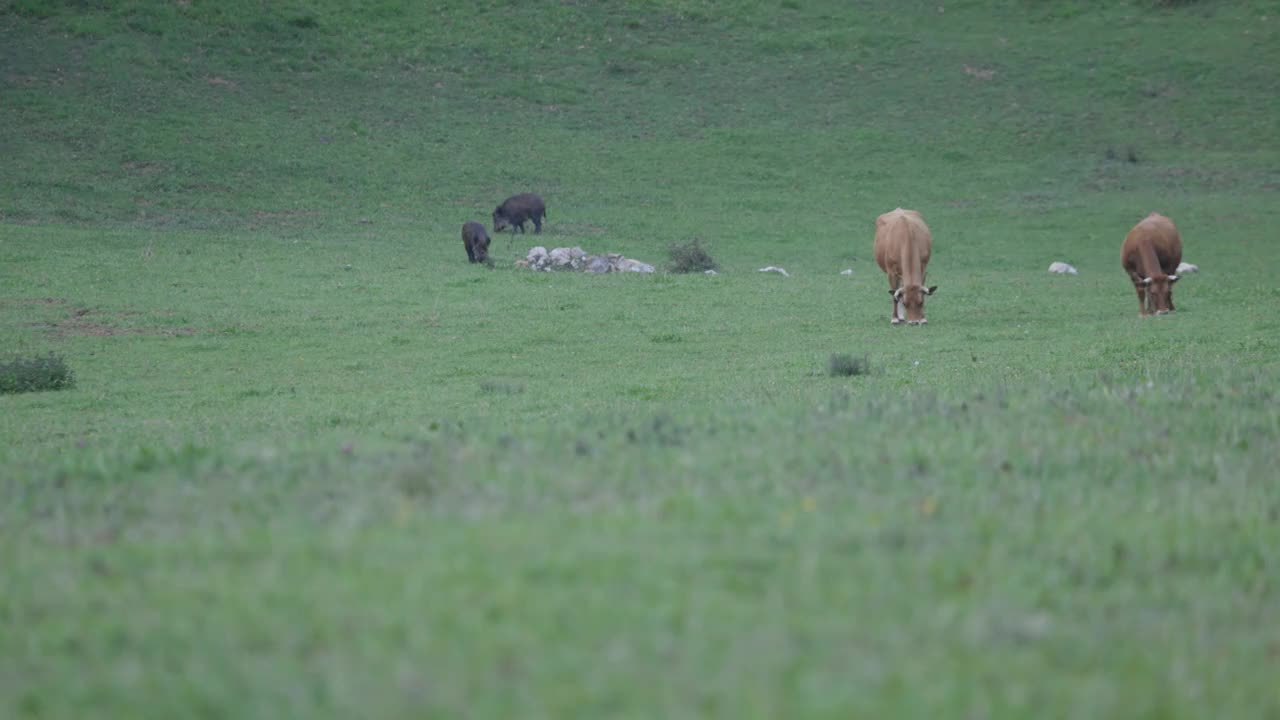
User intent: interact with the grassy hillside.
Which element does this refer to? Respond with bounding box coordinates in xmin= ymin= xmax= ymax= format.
xmin=3 ymin=1 xmax=1280 ymax=718
xmin=4 ymin=0 xmax=1278 ymax=235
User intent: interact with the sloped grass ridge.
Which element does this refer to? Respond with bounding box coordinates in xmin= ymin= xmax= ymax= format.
xmin=2 ymin=1 xmax=1277 ymax=228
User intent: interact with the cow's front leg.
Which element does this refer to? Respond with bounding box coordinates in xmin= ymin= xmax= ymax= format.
xmin=888 ymin=275 xmax=903 ymax=325
xmin=1134 ymin=283 xmax=1149 ymax=316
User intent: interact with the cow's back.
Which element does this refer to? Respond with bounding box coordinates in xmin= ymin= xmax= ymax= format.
xmin=874 ymin=208 xmax=931 ymax=278
xmin=1121 ymin=213 xmax=1182 ymax=276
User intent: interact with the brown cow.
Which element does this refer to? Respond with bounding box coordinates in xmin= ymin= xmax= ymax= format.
xmin=1120 ymin=212 xmax=1182 ymax=316
xmin=874 ymin=208 xmax=937 ymax=325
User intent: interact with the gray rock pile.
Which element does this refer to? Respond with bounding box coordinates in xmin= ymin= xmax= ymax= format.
xmin=516 ymin=246 xmax=655 ymax=274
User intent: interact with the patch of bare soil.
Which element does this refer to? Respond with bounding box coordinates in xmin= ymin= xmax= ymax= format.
xmin=546 ymin=222 xmax=609 ymax=237
xmin=28 ymin=304 xmax=197 ymax=339
xmin=963 ymin=64 xmax=995 ymax=80
xmin=205 ymin=75 xmax=239 ymax=91
xmin=0 ymin=297 xmax=69 ymax=306
xmin=1157 ymin=167 xmax=1243 ymax=191
xmin=121 ymin=161 xmax=165 ymax=175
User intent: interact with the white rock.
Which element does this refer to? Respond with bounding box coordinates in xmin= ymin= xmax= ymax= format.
xmin=840 ymin=268 xmax=854 ymax=276
xmin=583 ymin=255 xmax=612 ymax=273
xmin=525 ymin=246 xmax=553 ymax=271
xmin=548 ymin=247 xmax=574 ymax=267
xmin=519 ymin=246 xmax=655 ymax=274
xmin=617 ymin=258 xmax=655 ymax=273
xmin=1048 ymin=261 xmax=1079 ymax=275
xmin=758 ymin=266 xmax=790 ymax=277
xmin=1176 ymin=262 xmax=1198 ymax=274
xmin=704 ymin=269 xmax=719 ymax=275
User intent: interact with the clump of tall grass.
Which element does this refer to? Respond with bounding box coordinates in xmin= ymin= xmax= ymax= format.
xmin=666 ymin=238 xmax=718 ymax=274
xmin=0 ymin=352 xmax=75 ymax=394
xmin=827 ymin=353 xmax=871 ymax=377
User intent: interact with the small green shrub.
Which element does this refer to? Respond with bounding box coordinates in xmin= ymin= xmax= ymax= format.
xmin=666 ymin=238 xmax=718 ymax=274
xmin=0 ymin=353 xmax=76 ymax=394
xmin=827 ymin=353 xmax=871 ymax=378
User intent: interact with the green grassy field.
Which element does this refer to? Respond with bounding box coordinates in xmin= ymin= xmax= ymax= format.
xmin=3 ymin=1 xmax=1280 ymax=717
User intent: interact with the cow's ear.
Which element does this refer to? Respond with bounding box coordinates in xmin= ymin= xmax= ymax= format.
xmin=1168 ymin=275 xmax=1179 ymax=283
xmin=893 ymin=288 xmax=904 ymax=300
xmin=1141 ymin=277 xmax=1153 ymax=285
xmin=889 ymin=289 xmax=898 ymax=297
xmin=924 ymin=285 xmax=938 ymax=295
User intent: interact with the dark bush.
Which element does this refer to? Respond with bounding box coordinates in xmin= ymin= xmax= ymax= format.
xmin=1105 ymin=145 xmax=1140 ymax=163
xmin=666 ymin=238 xmax=718 ymax=274
xmin=479 ymin=379 xmax=525 ymax=395
xmin=0 ymin=352 xmax=76 ymax=394
xmin=827 ymin=353 xmax=871 ymax=378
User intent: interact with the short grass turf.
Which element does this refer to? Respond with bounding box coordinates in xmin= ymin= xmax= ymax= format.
xmin=3 ymin=1 xmax=1280 ymax=718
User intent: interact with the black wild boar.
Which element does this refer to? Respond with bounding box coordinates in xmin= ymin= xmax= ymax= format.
xmin=462 ymin=221 xmax=491 ymax=264
xmin=492 ymin=193 xmax=546 ymax=234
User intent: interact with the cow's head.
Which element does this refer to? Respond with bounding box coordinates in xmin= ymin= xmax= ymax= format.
xmin=1139 ymin=274 xmax=1179 ymax=315
xmin=891 ymin=284 xmax=937 ymax=325
xmin=492 ymin=208 xmax=511 ymax=233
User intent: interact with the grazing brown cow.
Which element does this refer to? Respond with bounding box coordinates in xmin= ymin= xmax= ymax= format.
xmin=874 ymin=208 xmax=937 ymax=325
xmin=462 ymin=221 xmax=491 ymax=264
xmin=1120 ymin=212 xmax=1182 ymax=316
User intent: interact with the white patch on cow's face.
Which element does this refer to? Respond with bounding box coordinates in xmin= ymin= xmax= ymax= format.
xmin=896 ymin=299 xmax=906 ymax=321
